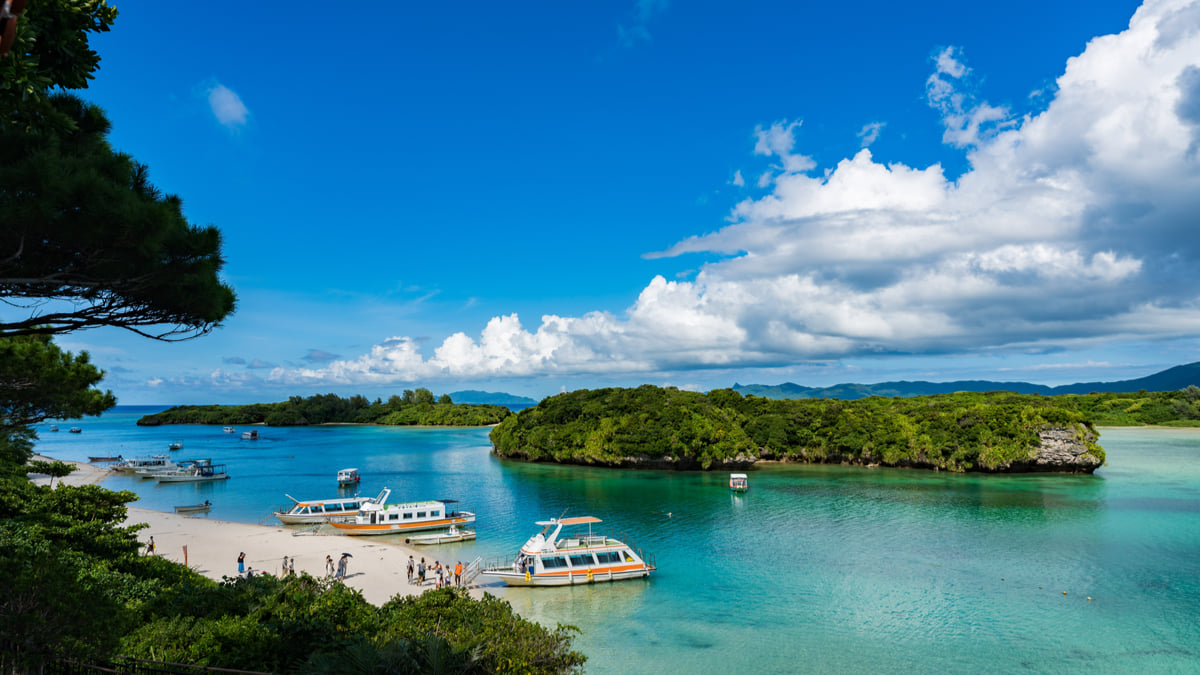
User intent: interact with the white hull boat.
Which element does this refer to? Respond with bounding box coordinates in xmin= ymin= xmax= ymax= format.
xmin=481 ymin=516 xmax=655 ymax=587
xmin=405 ymin=525 xmax=476 ymax=545
xmin=328 ymin=488 xmax=474 ymax=536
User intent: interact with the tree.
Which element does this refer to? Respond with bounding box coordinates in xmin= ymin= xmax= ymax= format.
xmin=0 ymin=333 xmax=114 ymax=432
xmin=438 ymin=394 xmax=453 ymax=405
xmin=1 ymin=0 xmax=236 ymax=341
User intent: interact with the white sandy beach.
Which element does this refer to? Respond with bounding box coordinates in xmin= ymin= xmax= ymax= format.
xmin=29 ymin=457 xmax=486 ymax=606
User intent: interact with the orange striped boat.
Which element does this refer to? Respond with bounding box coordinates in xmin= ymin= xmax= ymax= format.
xmin=481 ymin=516 xmax=656 ymax=587
xmin=327 ymin=488 xmax=475 ymax=536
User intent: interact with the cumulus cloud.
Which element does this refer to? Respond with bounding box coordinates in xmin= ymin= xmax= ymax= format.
xmin=207 ymin=82 xmax=250 ymax=128
xmin=271 ymin=0 xmax=1200 ymax=387
xmin=731 ymin=170 xmax=745 ymax=187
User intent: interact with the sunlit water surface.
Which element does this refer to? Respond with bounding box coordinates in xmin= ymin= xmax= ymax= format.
xmin=35 ymin=410 xmax=1200 ymax=673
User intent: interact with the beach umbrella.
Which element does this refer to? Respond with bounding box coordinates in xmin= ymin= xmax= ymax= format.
xmin=341 ymin=552 xmax=353 ymax=557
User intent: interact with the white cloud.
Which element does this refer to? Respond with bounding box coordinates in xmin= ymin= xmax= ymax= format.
xmin=207 ymin=82 xmax=250 ymax=128
xmin=271 ymin=0 xmax=1200 ymax=387
xmin=731 ymin=170 xmax=745 ymax=187
xmin=857 ymin=121 xmax=885 ymax=147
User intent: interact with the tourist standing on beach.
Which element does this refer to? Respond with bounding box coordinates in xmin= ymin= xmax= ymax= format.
xmin=417 ymin=558 xmax=426 ymax=585
xmin=145 ymin=536 xmax=155 ymax=556
xmin=288 ymin=557 xmax=295 ymax=576
xmin=281 ymin=556 xmax=289 ymax=576
xmin=407 ymin=555 xmax=414 ymax=584
xmin=455 ymin=561 xmax=463 ymax=587
xmin=238 ymin=552 xmax=245 ymax=574
xmin=326 ymin=555 xmax=334 ymax=576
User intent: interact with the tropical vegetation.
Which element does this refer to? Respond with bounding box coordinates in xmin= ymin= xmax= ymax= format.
xmin=136 ymin=390 xmax=512 ymax=427
xmin=487 ymin=385 xmax=1200 ymax=472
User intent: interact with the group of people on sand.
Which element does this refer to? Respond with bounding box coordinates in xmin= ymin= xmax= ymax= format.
xmin=234 ymin=551 xmax=349 ymax=579
xmin=405 ymin=555 xmax=465 ymax=589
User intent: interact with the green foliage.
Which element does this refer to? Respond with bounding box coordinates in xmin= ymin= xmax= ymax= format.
xmin=491 ymin=386 xmax=1119 ymax=472
xmin=0 ymin=334 xmax=115 ymax=429
xmin=138 ymin=393 xmax=512 ymax=427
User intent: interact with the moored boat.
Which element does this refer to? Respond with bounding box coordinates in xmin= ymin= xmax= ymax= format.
xmin=88 ymin=455 xmax=123 ymax=463
xmin=111 ymin=454 xmax=173 ymax=473
xmin=242 ymin=430 xmax=259 ymax=440
xmin=481 ymin=516 xmax=655 ymax=587
xmin=730 ymin=473 xmax=749 ymax=492
xmin=68 ymin=427 xmax=82 ymax=433
xmin=272 ymin=489 xmax=386 ymax=524
xmin=337 ymin=467 xmax=361 ymax=487
xmin=404 ymin=524 xmax=476 ymax=545
xmin=168 ymin=441 xmax=183 ymax=450
xmin=174 ymin=500 xmax=212 ymax=513
xmin=222 ymin=426 xmax=236 ymax=433
xmin=49 ymin=425 xmax=59 ymax=432
xmin=327 ymin=489 xmax=474 ymax=536
xmin=155 ymin=462 xmax=229 ymax=482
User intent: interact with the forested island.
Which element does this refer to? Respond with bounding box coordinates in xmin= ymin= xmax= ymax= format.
xmin=491 ymin=386 xmax=1200 ymax=473
xmin=137 ymin=390 xmax=512 ymax=427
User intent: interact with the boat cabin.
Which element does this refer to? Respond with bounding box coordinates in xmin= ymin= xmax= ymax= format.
xmin=730 ymin=473 xmax=749 ymax=492
xmin=337 ymin=467 xmax=361 ymax=486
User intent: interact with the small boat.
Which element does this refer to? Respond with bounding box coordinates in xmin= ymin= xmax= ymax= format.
xmin=730 ymin=473 xmax=749 ymax=492
xmin=242 ymin=430 xmax=259 ymax=440
xmin=481 ymin=516 xmax=655 ymax=587
xmin=405 ymin=524 xmax=477 ymax=545
xmin=174 ymin=500 xmax=212 ymax=513
xmin=69 ymin=427 xmax=82 ymax=433
xmin=49 ymin=425 xmax=59 ymax=432
xmin=88 ymin=455 xmax=123 ymax=463
xmin=272 ymin=489 xmax=386 ymax=524
xmin=111 ymin=455 xmax=173 ymax=473
xmin=222 ymin=426 xmax=236 ymax=433
xmin=328 ymin=489 xmax=475 ymax=536
xmin=155 ymin=462 xmax=229 ymax=482
xmin=168 ymin=441 xmax=183 ymax=450
xmin=337 ymin=467 xmax=361 ymax=487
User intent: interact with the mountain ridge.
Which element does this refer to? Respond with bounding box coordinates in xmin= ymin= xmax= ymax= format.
xmin=733 ymin=361 xmax=1200 ymax=400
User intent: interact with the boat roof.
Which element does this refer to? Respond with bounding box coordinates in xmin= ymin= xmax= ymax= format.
xmin=731 ymin=473 xmax=748 ymax=478
xmin=537 ymin=516 xmax=602 ymax=526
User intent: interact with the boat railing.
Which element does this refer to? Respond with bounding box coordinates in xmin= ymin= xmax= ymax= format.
xmin=462 ymin=556 xmax=484 ymax=586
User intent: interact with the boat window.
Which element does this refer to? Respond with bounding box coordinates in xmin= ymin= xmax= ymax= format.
xmin=433 ymin=510 xmax=441 ymax=517
xmin=403 ymin=513 xmax=413 ymax=520
xmin=595 ymin=551 xmax=621 ymax=564
xmin=621 ymin=550 xmax=635 ymax=562
xmin=541 ymin=556 xmax=568 ymax=569
xmin=417 ymin=511 xmax=426 ymax=518
xmin=569 ymin=554 xmax=595 ymax=567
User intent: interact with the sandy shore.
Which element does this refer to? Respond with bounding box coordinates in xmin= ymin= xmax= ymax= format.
xmin=29 ymin=457 xmax=486 ymax=606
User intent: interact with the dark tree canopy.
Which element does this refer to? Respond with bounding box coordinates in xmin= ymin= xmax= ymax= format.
xmin=0 ymin=333 xmax=114 ymax=430
xmin=1 ymin=0 xmax=236 ymax=341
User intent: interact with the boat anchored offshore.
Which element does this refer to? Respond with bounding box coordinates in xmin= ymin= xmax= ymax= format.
xmin=222 ymin=426 xmax=236 ymax=433
xmin=730 ymin=473 xmax=749 ymax=492
xmin=111 ymin=455 xmax=173 ymax=473
xmin=327 ymin=488 xmax=474 ymax=536
xmin=405 ymin=524 xmax=477 ymax=545
xmin=337 ymin=467 xmax=361 ymax=487
xmin=272 ymin=489 xmax=386 ymax=524
xmin=481 ymin=516 xmax=655 ymax=587
xmin=168 ymin=441 xmax=183 ymax=451
xmin=154 ymin=461 xmax=229 ymax=482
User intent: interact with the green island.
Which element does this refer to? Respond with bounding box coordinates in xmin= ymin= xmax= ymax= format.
xmin=137 ymin=390 xmax=512 ymax=427
xmin=490 ymin=385 xmax=1200 ymax=473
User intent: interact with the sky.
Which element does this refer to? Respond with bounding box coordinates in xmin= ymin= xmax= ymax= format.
xmin=43 ymin=0 xmax=1200 ymax=404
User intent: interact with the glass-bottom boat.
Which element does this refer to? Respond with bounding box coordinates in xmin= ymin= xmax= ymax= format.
xmin=481 ymin=516 xmax=655 ymax=587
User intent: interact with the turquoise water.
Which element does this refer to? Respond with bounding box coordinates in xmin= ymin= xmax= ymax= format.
xmin=34 ymin=410 xmax=1200 ymax=673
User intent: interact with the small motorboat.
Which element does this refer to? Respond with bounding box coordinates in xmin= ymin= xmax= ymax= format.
xmin=241 ymin=430 xmax=259 ymax=440
xmin=49 ymin=425 xmax=59 ymax=432
xmin=168 ymin=441 xmax=183 ymax=451
xmin=327 ymin=490 xmax=475 ymax=536
xmin=174 ymin=500 xmax=212 ymax=513
xmin=222 ymin=426 xmax=236 ymax=433
xmin=730 ymin=473 xmax=749 ymax=492
xmin=88 ymin=455 xmax=123 ymax=463
xmin=337 ymin=467 xmax=361 ymax=487
xmin=155 ymin=461 xmax=230 ymax=482
xmin=68 ymin=427 xmax=82 ymax=433
xmin=405 ymin=524 xmax=477 ymax=545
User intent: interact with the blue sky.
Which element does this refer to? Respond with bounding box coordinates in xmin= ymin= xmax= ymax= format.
xmin=49 ymin=0 xmax=1200 ymax=404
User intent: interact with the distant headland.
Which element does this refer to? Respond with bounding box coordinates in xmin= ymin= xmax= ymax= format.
xmin=137 ymin=390 xmax=511 ymax=427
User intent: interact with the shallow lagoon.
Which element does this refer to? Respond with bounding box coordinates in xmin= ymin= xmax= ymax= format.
xmin=36 ymin=410 xmax=1200 ymax=673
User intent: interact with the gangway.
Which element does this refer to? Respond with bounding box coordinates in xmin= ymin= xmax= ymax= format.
xmin=462 ymin=556 xmax=484 ymax=586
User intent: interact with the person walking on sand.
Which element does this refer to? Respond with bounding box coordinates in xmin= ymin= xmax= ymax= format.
xmin=326 ymin=555 xmax=334 ymax=577
xmin=146 ymin=536 xmax=155 ymax=556
xmin=455 ymin=560 xmax=463 ymax=587
xmin=407 ymin=555 xmax=414 ymax=584
xmin=282 ymin=556 xmax=289 ymax=576
xmin=417 ymin=558 xmax=426 ymax=585
xmin=238 ymin=552 xmax=245 ymax=575
xmin=288 ymin=556 xmax=295 ymax=576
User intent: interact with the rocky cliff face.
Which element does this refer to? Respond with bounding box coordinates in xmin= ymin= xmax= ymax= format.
xmin=1007 ymin=425 xmax=1104 ymax=473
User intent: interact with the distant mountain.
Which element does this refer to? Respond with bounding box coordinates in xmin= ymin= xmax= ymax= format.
xmin=732 ymin=361 xmax=1200 ymax=400
xmin=447 ymin=390 xmax=538 ymax=406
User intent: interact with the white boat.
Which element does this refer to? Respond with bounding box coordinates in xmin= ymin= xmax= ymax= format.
xmin=49 ymin=425 xmax=59 ymax=432
xmin=111 ymin=455 xmax=173 ymax=473
xmin=69 ymin=427 xmax=82 ymax=433
xmin=168 ymin=441 xmax=183 ymax=451
xmin=337 ymin=467 xmax=361 ymax=487
xmin=404 ymin=524 xmax=477 ymax=545
xmin=272 ymin=489 xmax=386 ymax=524
xmin=155 ymin=462 xmax=229 ymax=482
xmin=174 ymin=500 xmax=212 ymax=513
xmin=327 ymin=488 xmax=474 ymax=536
xmin=730 ymin=473 xmax=749 ymax=492
xmin=242 ymin=430 xmax=259 ymax=440
xmin=481 ymin=516 xmax=655 ymax=587
xmin=222 ymin=426 xmax=236 ymax=433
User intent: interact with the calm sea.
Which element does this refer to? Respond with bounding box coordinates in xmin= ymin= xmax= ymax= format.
xmin=34 ymin=407 xmax=1200 ymax=673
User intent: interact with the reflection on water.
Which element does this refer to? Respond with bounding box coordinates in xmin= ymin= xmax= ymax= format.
xmin=32 ymin=411 xmax=1200 ymax=674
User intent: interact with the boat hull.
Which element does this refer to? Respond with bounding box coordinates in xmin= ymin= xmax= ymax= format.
xmin=405 ymin=531 xmax=477 ymax=545
xmin=274 ymin=511 xmax=358 ymax=524
xmin=483 ymin=566 xmax=653 ymax=586
xmin=156 ymin=474 xmax=229 ymax=483
xmin=329 ymin=514 xmax=475 ymax=536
